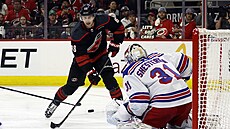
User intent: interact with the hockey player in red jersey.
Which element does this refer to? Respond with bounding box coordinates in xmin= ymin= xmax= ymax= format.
xmin=45 ymin=4 xmax=125 ymax=118
xmin=106 ymin=44 xmax=192 ymax=129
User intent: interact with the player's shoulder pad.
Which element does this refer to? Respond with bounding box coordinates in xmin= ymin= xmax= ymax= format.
xmin=122 ymin=61 xmax=142 ymax=77
xmin=95 ymin=14 xmax=110 ymax=28
xmin=147 ymin=52 xmax=164 ymax=59
xmin=71 ymin=22 xmax=89 ymax=42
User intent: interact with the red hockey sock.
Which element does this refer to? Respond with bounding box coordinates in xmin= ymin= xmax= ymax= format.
xmin=109 ymin=87 xmax=123 ymax=100
xmin=55 ymin=87 xmax=68 ymax=101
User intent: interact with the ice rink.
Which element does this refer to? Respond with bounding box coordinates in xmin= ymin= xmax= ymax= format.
xmin=0 ymin=86 xmax=120 ymax=129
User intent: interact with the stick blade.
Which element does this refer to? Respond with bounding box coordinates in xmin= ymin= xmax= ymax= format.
xmin=50 ymin=122 xmax=60 ymax=129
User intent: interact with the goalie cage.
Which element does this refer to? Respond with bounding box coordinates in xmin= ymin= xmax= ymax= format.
xmin=192 ymin=28 xmax=230 ymax=129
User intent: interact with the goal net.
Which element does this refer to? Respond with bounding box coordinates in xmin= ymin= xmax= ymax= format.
xmin=193 ymin=28 xmax=230 ymax=129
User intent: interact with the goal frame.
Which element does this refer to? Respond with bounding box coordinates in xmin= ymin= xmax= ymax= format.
xmin=192 ymin=28 xmax=199 ymax=129
xmin=192 ymin=28 xmax=230 ymax=129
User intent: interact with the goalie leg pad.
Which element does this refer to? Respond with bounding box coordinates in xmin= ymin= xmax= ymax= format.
xmin=117 ymin=117 xmax=153 ymax=129
xmin=106 ymin=101 xmax=131 ymax=125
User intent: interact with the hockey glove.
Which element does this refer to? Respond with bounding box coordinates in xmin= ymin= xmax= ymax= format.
xmin=87 ymin=69 xmax=101 ymax=85
xmin=106 ymin=103 xmax=132 ymax=125
xmin=108 ymin=42 xmax=120 ymax=57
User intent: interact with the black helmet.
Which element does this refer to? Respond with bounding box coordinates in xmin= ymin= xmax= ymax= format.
xmin=80 ymin=4 xmax=95 ymax=16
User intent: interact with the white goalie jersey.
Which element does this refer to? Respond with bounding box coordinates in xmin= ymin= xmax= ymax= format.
xmin=122 ymin=52 xmax=192 ymax=117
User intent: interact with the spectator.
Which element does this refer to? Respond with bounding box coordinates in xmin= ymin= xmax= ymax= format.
xmin=57 ymin=0 xmax=75 ymax=25
xmin=96 ymin=8 xmax=105 ymax=15
xmin=33 ymin=3 xmax=44 ymax=26
xmin=58 ymin=6 xmax=74 ymax=25
xmin=5 ymin=0 xmax=31 ymax=24
xmin=13 ymin=16 xmax=33 ymax=39
xmin=5 ymin=0 xmax=12 ymax=5
xmin=14 ymin=15 xmax=29 ymax=26
xmin=21 ymin=0 xmax=37 ymax=13
xmin=120 ymin=5 xmax=129 ymax=19
xmin=0 ymin=13 xmax=8 ymax=38
xmin=5 ymin=0 xmax=13 ymax=11
xmin=105 ymin=0 xmax=119 ymax=18
xmin=215 ymin=4 xmax=230 ymax=29
xmin=103 ymin=0 xmax=126 ymax=9
xmin=72 ymin=0 xmax=90 ymax=12
xmin=0 ymin=1 xmax=8 ymax=16
xmin=22 ymin=0 xmax=37 ymax=22
xmin=154 ymin=7 xmax=175 ymax=39
xmin=48 ymin=0 xmax=62 ymax=12
xmin=48 ymin=9 xmax=62 ymax=39
xmin=141 ymin=11 xmax=156 ymax=27
xmin=89 ymin=0 xmax=98 ymax=10
xmin=97 ymin=0 xmax=109 ymax=9
xmin=175 ymin=8 xmax=196 ymax=39
xmin=60 ymin=0 xmax=72 ymax=10
xmin=195 ymin=2 xmax=215 ymax=30
xmin=74 ymin=11 xmax=81 ymax=22
xmin=120 ymin=5 xmax=130 ymax=28
xmin=125 ymin=10 xmax=138 ymax=39
xmin=140 ymin=11 xmax=156 ymax=39
xmin=0 ymin=13 xmax=6 ymax=26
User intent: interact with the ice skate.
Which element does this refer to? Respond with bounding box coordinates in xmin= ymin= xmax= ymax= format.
xmin=45 ymin=100 xmax=60 ymax=118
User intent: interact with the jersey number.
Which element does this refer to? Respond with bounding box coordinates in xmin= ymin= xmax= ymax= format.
xmin=150 ymin=64 xmax=181 ymax=84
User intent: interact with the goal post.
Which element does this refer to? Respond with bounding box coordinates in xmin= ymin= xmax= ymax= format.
xmin=192 ymin=28 xmax=230 ymax=129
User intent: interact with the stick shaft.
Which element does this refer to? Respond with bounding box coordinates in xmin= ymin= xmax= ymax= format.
xmin=0 ymin=86 xmax=75 ymax=106
xmin=58 ymin=83 xmax=93 ymax=126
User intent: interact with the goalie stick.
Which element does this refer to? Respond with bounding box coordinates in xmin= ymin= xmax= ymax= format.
xmin=0 ymin=86 xmax=80 ymax=106
xmin=50 ymin=58 xmax=110 ymax=129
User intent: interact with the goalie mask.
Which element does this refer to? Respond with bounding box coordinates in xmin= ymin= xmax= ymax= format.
xmin=124 ymin=44 xmax=147 ymax=64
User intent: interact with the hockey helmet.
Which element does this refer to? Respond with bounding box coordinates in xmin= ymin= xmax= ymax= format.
xmin=124 ymin=44 xmax=147 ymax=64
xmin=80 ymin=4 xmax=95 ymax=16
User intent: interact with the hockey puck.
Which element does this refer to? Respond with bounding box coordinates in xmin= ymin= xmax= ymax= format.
xmin=0 ymin=122 xmax=2 ymax=126
xmin=77 ymin=102 xmax=81 ymax=106
xmin=88 ymin=109 xmax=94 ymax=113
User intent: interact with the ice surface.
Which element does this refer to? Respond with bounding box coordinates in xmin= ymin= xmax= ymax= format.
xmin=0 ymin=86 xmax=119 ymax=129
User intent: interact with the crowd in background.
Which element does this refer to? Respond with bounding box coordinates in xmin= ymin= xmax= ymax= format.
xmin=0 ymin=0 xmax=229 ymax=39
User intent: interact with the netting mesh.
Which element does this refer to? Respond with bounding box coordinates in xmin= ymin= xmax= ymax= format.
xmin=198 ymin=29 xmax=230 ymax=129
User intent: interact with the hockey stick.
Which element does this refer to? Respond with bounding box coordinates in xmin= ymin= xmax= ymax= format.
xmin=50 ymin=58 xmax=110 ymax=128
xmin=0 ymin=86 xmax=81 ymax=106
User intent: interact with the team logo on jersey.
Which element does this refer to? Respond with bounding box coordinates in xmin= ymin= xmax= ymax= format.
xmin=87 ymin=31 xmax=102 ymax=53
xmin=71 ymin=78 xmax=78 ymax=82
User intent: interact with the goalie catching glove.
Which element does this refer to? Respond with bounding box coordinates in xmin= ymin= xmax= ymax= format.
xmin=87 ymin=69 xmax=101 ymax=85
xmin=106 ymin=99 xmax=152 ymax=129
xmin=106 ymin=99 xmax=130 ymax=125
xmin=108 ymin=42 xmax=120 ymax=57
